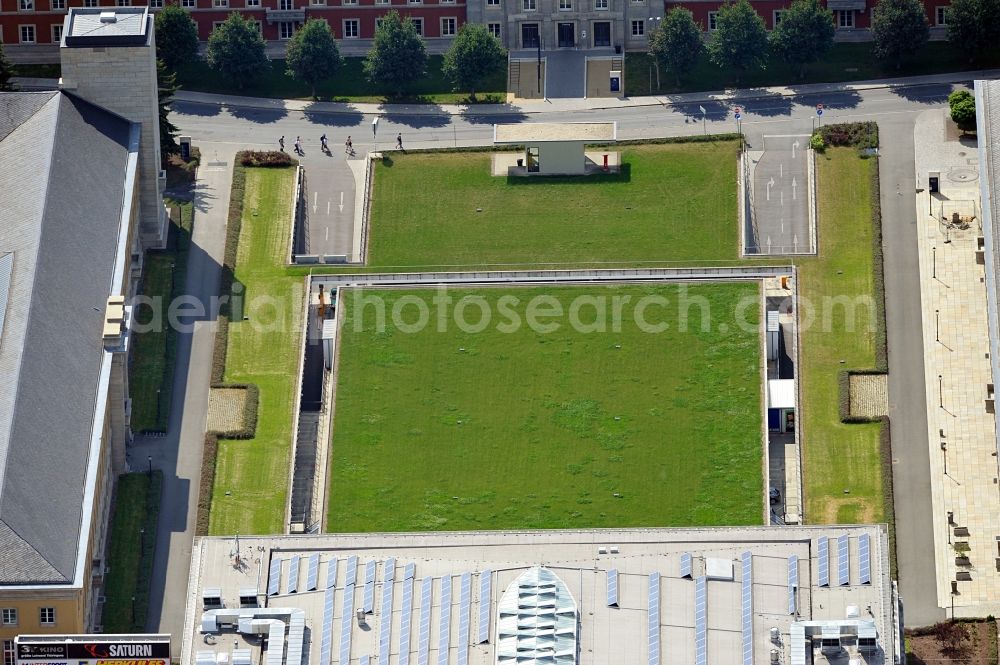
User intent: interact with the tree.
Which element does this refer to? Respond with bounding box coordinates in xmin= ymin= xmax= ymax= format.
xmin=0 ymin=39 xmax=14 ymax=91
xmin=768 ymin=0 xmax=834 ymax=78
xmin=707 ymin=0 xmax=769 ymax=83
xmin=441 ymin=23 xmax=506 ymax=100
xmin=949 ymin=89 xmax=976 ymax=130
xmin=206 ymin=13 xmax=269 ymax=90
xmin=286 ymin=18 xmax=341 ymax=99
xmin=363 ymin=10 xmax=427 ymax=97
xmin=154 ymin=3 xmax=199 ymax=71
xmin=158 ymin=59 xmax=180 ymax=159
xmin=871 ymin=0 xmax=928 ymax=68
xmin=648 ymin=8 xmax=703 ymax=85
xmin=947 ymin=0 xmax=1000 ymax=62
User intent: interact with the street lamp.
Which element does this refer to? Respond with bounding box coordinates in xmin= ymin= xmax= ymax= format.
xmin=372 ymin=116 xmax=379 ymax=157
xmin=147 ymin=455 xmax=152 ymax=477
xmin=647 ymin=16 xmax=662 ymax=91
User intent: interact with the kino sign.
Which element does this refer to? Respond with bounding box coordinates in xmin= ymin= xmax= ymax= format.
xmin=16 ymin=636 xmax=170 ymax=665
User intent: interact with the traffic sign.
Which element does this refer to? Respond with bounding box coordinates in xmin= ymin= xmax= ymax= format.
xmin=816 ymin=103 xmax=824 ymax=116
xmin=734 ymin=107 xmax=742 ymax=120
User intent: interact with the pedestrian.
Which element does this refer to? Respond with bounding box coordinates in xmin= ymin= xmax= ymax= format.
xmin=396 ymin=133 xmax=403 ymax=151
xmin=294 ymin=136 xmax=302 ymax=155
xmin=279 ymin=136 xmax=285 ymax=151
xmin=345 ymin=135 xmax=353 ymax=155
xmin=320 ymin=133 xmax=328 ymax=152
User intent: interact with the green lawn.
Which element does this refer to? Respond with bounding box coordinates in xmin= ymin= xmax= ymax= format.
xmin=129 ymin=200 xmax=192 ymax=432
xmin=208 ymin=167 xmax=302 ymax=535
xmin=798 ymin=147 xmax=883 ymax=524
xmin=368 ymin=142 xmax=740 ymax=268
xmin=173 ymin=56 xmax=506 ymax=104
xmin=327 ymin=284 xmax=763 ymax=531
xmin=625 ymin=42 xmax=1000 ymax=96
xmin=102 ymin=472 xmax=161 ymax=633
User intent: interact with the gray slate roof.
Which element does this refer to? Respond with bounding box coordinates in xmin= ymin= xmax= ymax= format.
xmin=0 ymin=91 xmax=134 ymax=585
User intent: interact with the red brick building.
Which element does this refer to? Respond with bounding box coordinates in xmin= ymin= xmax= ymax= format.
xmin=0 ymin=0 xmax=948 ymax=63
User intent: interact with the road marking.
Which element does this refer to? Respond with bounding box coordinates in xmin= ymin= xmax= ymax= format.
xmin=767 ymin=177 xmax=775 ymax=201
xmin=313 ymin=191 xmax=317 ymax=213
xmin=792 ymin=177 xmax=797 ymax=200
xmin=780 ymin=190 xmax=784 ymax=206
xmin=780 ymin=163 xmax=783 ymax=178
xmin=325 ymin=226 xmax=329 ymax=241
xmin=339 ymin=191 xmax=345 ymax=213
xmin=792 ymin=140 xmax=800 ymax=159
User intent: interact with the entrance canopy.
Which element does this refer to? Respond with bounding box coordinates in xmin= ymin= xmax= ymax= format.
xmin=768 ymin=379 xmax=796 ymax=409
xmin=493 ymin=121 xmax=617 ymax=145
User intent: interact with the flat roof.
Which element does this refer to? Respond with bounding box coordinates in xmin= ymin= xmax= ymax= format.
xmin=182 ymin=527 xmax=895 ymax=665
xmin=768 ymin=379 xmax=796 ymax=409
xmin=493 ymin=122 xmax=617 ymax=144
xmin=64 ymin=7 xmax=151 ymax=46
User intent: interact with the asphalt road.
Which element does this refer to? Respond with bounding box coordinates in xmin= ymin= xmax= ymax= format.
xmin=753 ymin=133 xmax=812 ymax=253
xmin=161 ymin=78 xmax=965 ymax=630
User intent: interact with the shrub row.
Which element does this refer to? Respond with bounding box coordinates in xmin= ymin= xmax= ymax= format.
xmin=132 ymin=470 xmax=163 ymax=631
xmin=207 ymin=383 xmax=260 ymax=439
xmin=240 ymin=150 xmax=294 ymax=167
xmin=817 ymin=122 xmax=880 ymax=154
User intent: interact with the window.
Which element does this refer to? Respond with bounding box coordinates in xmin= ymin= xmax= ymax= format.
xmin=212 ymin=0 xmax=227 ymax=6
xmin=441 ymin=16 xmax=456 ymax=34
xmin=342 ymin=0 xmax=358 ymax=5
xmin=936 ymin=5 xmax=949 ymax=24
xmin=522 ymin=0 xmax=535 ymax=10
xmin=149 ymin=0 xmax=163 ymax=7
xmin=594 ymin=0 xmax=607 ymax=9
xmin=212 ymin=20 xmax=224 ymax=31
xmin=180 ymin=0 xmax=195 ymax=8
xmin=375 ymin=17 xmax=385 ymax=28
xmin=279 ymin=21 xmax=295 ymax=38
xmin=835 ymin=9 xmax=853 ymax=27
xmin=279 ymin=0 xmax=292 ymax=9
xmin=630 ymin=19 xmax=643 ymax=36
xmin=441 ymin=0 xmax=455 ymax=4
xmin=51 ymin=23 xmax=62 ymax=40
xmin=19 ymin=0 xmax=33 ymax=10
xmin=343 ymin=18 xmax=358 ymax=37
xmin=487 ymin=0 xmax=499 ymax=5
xmin=374 ymin=0 xmax=388 ymax=4
xmin=487 ymin=22 xmax=500 ymax=37
xmin=20 ymin=24 xmax=35 ymax=42
xmin=411 ymin=17 xmax=422 ymax=34
xmin=51 ymin=0 xmax=66 ymax=9
xmin=521 ymin=22 xmax=538 ymax=47
xmin=558 ymin=0 xmax=571 ymax=9
xmin=39 ymin=607 xmax=55 ymax=626
xmin=407 ymin=0 xmax=421 ymax=5
xmin=250 ymin=19 xmax=261 ymax=31
xmin=1 ymin=609 xmax=16 ymax=625
xmin=707 ymin=10 xmax=718 ymax=30
xmin=4 ymin=640 xmax=15 ymax=665
xmin=246 ymin=0 xmax=260 ymax=7
xmin=593 ymin=20 xmax=610 ymax=45
xmin=311 ymin=0 xmax=326 ymax=5
xmin=773 ymin=9 xmax=786 ymax=26
xmin=117 ymin=0 xmax=130 ymax=6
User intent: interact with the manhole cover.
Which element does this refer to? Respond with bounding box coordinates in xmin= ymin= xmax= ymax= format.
xmin=947 ymin=167 xmax=979 ymax=182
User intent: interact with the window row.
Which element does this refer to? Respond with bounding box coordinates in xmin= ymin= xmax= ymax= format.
xmin=213 ymin=15 xmax=459 ymax=37
xmin=515 ymin=0 xmax=641 ymax=10
xmin=1 ymin=607 xmax=56 ymax=625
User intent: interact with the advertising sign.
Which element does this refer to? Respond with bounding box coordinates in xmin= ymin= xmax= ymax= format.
xmin=16 ymin=636 xmax=170 ymax=665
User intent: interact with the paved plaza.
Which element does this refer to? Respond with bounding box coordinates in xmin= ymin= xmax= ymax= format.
xmin=914 ymin=109 xmax=1000 ymax=616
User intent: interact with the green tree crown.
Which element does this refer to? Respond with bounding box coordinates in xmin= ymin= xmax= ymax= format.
xmin=362 ymin=10 xmax=427 ymax=97
xmin=441 ymin=23 xmax=506 ymax=100
xmin=946 ymin=0 xmax=1000 ymax=62
xmin=154 ymin=3 xmax=199 ymax=71
xmin=768 ymin=0 xmax=834 ymax=78
xmin=286 ymin=18 xmax=342 ymax=98
xmin=871 ymin=0 xmax=929 ymax=67
xmin=708 ymin=0 xmax=769 ymax=80
xmin=206 ymin=13 xmax=269 ymax=90
xmin=648 ymin=8 xmax=704 ymax=85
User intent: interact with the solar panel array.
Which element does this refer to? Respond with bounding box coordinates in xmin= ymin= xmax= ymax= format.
xmin=438 ymin=576 xmax=452 ymax=665
xmin=268 ymin=558 xmax=281 ymax=596
xmin=287 ymin=555 xmax=300 ymax=594
xmin=327 ymin=559 xmax=338 ymax=590
xmin=418 ymin=577 xmax=432 ymax=665
xmin=320 ymin=587 xmax=335 ymax=665
xmin=680 ymin=552 xmax=693 ymax=579
xmin=694 ymin=575 xmax=707 ymax=665
xmin=741 ymin=552 xmax=753 ymax=665
xmin=787 ymin=555 xmax=798 ymax=616
xmin=405 ymin=563 xmax=415 ymax=580
xmin=477 ymin=570 xmax=491 ymax=645
xmin=359 ymin=657 xmax=368 ymax=665
xmin=859 ymin=533 xmax=872 ymax=585
xmin=378 ymin=559 xmax=396 ymax=665
xmin=364 ymin=561 xmax=377 ymax=613
xmin=607 ymin=569 xmax=619 ymax=607
xmin=346 ymin=556 xmax=359 ymax=587
xmin=399 ymin=575 xmax=414 ymax=665
xmin=307 ymin=554 xmax=320 ymax=592
xmin=817 ymin=536 xmax=830 ymax=587
xmin=340 ymin=584 xmax=355 ymax=665
xmin=457 ymin=573 xmax=471 ymax=665
xmin=837 ymin=534 xmax=850 ymax=586
xmin=647 ymin=573 xmax=660 ymax=665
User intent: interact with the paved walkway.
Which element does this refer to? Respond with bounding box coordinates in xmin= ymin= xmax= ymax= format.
xmin=913 ymin=110 xmax=1000 ymax=617
xmin=136 ymin=144 xmax=231 ymax=650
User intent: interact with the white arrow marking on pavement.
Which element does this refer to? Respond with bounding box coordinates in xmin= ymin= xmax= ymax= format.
xmin=767 ymin=177 xmax=775 ymax=201
xmin=780 ymin=190 xmax=784 ymax=206
xmin=767 ymin=235 xmax=772 ymax=252
xmin=327 ymin=201 xmax=331 ymax=215
xmin=793 ymin=233 xmax=799 ymax=250
xmin=339 ymin=191 xmax=344 ymax=213
xmin=792 ymin=140 xmax=800 ymax=159
xmin=325 ymin=226 xmax=329 ymax=241
xmin=313 ymin=191 xmax=317 ymax=213
xmin=792 ymin=177 xmax=797 ymax=200
xmin=780 ymin=163 xmax=783 ymax=178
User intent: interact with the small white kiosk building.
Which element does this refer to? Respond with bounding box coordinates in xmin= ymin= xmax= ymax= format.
xmin=492 ymin=122 xmax=618 ymax=176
